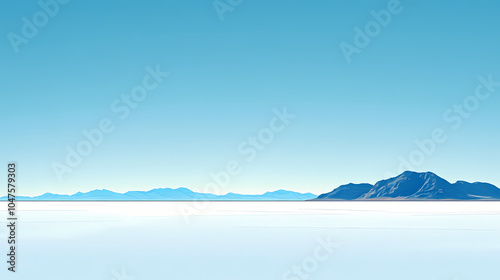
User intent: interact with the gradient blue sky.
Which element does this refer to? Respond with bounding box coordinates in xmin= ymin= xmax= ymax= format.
xmin=1 ymin=0 xmax=500 ymax=196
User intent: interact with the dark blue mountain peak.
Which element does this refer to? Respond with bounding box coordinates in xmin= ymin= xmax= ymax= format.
xmin=316 ymin=171 xmax=500 ymax=200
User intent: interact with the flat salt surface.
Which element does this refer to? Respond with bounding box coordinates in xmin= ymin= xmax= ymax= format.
xmin=1 ymin=202 xmax=499 ymax=280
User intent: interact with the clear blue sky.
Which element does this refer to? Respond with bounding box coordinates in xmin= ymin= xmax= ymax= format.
xmin=1 ymin=0 xmax=499 ymax=196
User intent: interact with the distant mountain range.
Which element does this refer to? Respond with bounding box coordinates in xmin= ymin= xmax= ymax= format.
xmin=315 ymin=171 xmax=500 ymax=200
xmin=0 ymin=188 xmax=317 ymax=201
xmin=3 ymin=171 xmax=499 ymax=201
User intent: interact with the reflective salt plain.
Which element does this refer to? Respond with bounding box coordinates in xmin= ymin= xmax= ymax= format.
xmin=1 ymin=201 xmax=499 ymax=280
